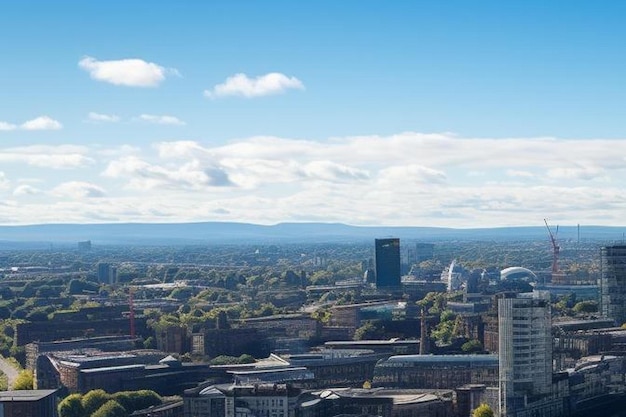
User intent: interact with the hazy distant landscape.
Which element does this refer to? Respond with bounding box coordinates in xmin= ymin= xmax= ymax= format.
xmin=0 ymin=222 xmax=625 ymax=246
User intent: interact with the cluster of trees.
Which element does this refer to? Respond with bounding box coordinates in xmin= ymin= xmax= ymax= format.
xmin=472 ymin=403 xmax=494 ymax=417
xmin=58 ymin=389 xmax=162 ymax=417
xmin=12 ymin=369 xmax=33 ymax=390
xmin=553 ymin=294 xmax=598 ymax=317
xmin=209 ymin=354 xmax=256 ymax=365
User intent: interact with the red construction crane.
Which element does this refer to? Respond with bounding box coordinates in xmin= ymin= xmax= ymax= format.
xmin=544 ymin=219 xmax=560 ymax=274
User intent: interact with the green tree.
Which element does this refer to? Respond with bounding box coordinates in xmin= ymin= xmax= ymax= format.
xmin=91 ymin=400 xmax=127 ymax=417
xmin=440 ymin=309 xmax=455 ymax=323
xmin=143 ymin=336 xmax=156 ymax=349
xmin=573 ymin=300 xmax=598 ymax=314
xmin=58 ymin=393 xmax=84 ymax=417
xmin=354 ymin=321 xmax=384 ymax=340
xmin=169 ymin=286 xmax=194 ymax=300
xmin=417 ymin=292 xmax=447 ymax=314
xmin=113 ymin=390 xmax=161 ymax=414
xmin=255 ymin=303 xmax=277 ymax=317
xmin=12 ymin=370 xmax=33 ymax=390
xmin=461 ymin=339 xmax=483 ymax=353
xmin=81 ymin=389 xmax=110 ymax=416
xmin=431 ymin=320 xmax=454 ymax=345
xmin=472 ymin=403 xmax=494 ymax=417
xmin=238 ymin=354 xmax=255 ymax=364
xmin=210 ymin=355 xmax=255 ymax=365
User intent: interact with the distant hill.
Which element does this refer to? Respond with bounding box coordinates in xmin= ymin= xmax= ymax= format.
xmin=0 ymin=222 xmax=625 ymax=247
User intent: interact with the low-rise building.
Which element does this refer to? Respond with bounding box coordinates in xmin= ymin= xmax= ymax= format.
xmin=184 ymin=383 xmax=300 ymax=417
xmin=0 ymin=389 xmax=58 ymax=417
xmin=130 ymin=400 xmax=184 ymax=417
xmin=373 ymin=354 xmax=499 ymax=389
xmin=37 ymin=351 xmax=222 ymax=395
xmin=288 ymin=350 xmax=387 ymax=388
xmin=26 ymin=335 xmax=138 ymax=371
xmin=297 ymin=387 xmax=455 ymax=417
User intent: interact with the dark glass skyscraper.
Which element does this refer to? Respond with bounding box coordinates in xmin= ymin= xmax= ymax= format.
xmin=374 ymin=238 xmax=401 ymax=288
xmin=600 ymin=245 xmax=626 ymax=325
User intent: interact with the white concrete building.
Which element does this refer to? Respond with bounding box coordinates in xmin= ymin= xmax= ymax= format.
xmin=498 ymin=293 xmax=552 ymax=417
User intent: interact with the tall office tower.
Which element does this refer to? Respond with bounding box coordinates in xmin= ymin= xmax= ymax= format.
xmin=374 ymin=238 xmax=401 ymax=288
xmin=600 ymin=245 xmax=626 ymax=325
xmin=498 ymin=293 xmax=552 ymax=417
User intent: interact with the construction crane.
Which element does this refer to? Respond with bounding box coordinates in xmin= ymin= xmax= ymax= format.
xmin=544 ymin=219 xmax=560 ymax=275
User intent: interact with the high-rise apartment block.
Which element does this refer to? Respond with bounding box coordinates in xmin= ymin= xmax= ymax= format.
xmin=97 ymin=262 xmax=117 ymax=284
xmin=374 ymin=238 xmax=401 ymax=288
xmin=600 ymin=245 xmax=626 ymax=325
xmin=498 ymin=293 xmax=552 ymax=417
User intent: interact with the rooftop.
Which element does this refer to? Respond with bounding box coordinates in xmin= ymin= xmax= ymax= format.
xmin=382 ymin=354 xmax=498 ymax=365
xmin=0 ymin=390 xmax=57 ymax=402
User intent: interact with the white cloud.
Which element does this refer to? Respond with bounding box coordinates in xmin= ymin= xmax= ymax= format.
xmin=51 ymin=181 xmax=106 ymax=199
xmin=302 ymin=160 xmax=370 ymax=182
xmin=96 ymin=144 xmax=141 ymax=157
xmin=20 ymin=116 xmax=63 ymax=131
xmin=155 ymin=141 xmax=208 ymax=159
xmin=0 ymin=145 xmax=92 ymax=169
xmin=0 ymin=172 xmax=9 ymax=190
xmin=137 ymin=114 xmax=186 ymax=125
xmin=547 ymin=166 xmax=608 ymax=181
xmin=3 ymin=132 xmax=626 ymax=227
xmin=378 ymin=164 xmax=447 ymax=185
xmin=103 ymin=156 xmax=232 ymax=190
xmin=506 ymin=169 xmax=535 ymax=178
xmin=78 ymin=56 xmax=179 ymax=87
xmin=204 ymin=72 xmax=304 ymax=98
xmin=0 ymin=121 xmax=17 ymax=131
xmin=13 ymin=184 xmax=41 ymax=196
xmin=0 ymin=116 xmax=62 ymax=131
xmin=88 ymin=112 xmax=120 ymax=123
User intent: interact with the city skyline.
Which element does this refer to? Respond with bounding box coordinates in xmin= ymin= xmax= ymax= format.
xmin=1 ymin=2 xmax=626 ymax=227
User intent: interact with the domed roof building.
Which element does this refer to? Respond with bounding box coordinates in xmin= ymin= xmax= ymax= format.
xmin=500 ymin=266 xmax=537 ymax=282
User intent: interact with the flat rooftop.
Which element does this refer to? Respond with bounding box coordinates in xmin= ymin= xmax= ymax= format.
xmin=0 ymin=390 xmax=57 ymax=402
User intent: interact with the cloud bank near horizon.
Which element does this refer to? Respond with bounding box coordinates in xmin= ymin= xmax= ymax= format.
xmin=0 ymin=132 xmax=624 ymax=227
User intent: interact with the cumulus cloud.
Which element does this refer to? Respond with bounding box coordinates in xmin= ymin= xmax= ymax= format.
xmin=3 ymin=132 xmax=625 ymax=226
xmin=155 ymin=141 xmax=208 ymax=159
xmin=302 ymin=160 xmax=370 ymax=182
xmin=0 ymin=172 xmax=9 ymax=189
xmin=78 ymin=56 xmax=179 ymax=87
xmin=88 ymin=112 xmax=120 ymax=123
xmin=20 ymin=116 xmax=63 ymax=131
xmin=0 ymin=145 xmax=92 ymax=169
xmin=204 ymin=72 xmax=304 ymax=98
xmin=506 ymin=169 xmax=535 ymax=178
xmin=0 ymin=116 xmax=62 ymax=131
xmin=378 ymin=164 xmax=447 ymax=185
xmin=51 ymin=181 xmax=106 ymax=198
xmin=103 ymin=156 xmax=232 ymax=190
xmin=0 ymin=121 xmax=17 ymax=131
xmin=136 ymin=114 xmax=186 ymax=125
xmin=13 ymin=184 xmax=41 ymax=196
xmin=547 ymin=166 xmax=608 ymax=181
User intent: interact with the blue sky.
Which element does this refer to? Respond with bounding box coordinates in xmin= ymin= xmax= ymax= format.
xmin=1 ymin=1 xmax=625 ymax=227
